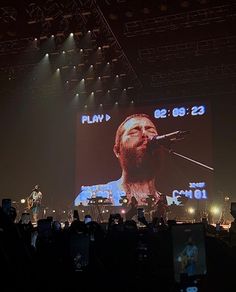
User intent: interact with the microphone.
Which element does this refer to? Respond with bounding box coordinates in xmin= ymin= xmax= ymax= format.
xmin=148 ymin=130 xmax=190 ymax=149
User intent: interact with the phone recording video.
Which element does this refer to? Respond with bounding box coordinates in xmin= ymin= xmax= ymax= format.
xmin=171 ymin=223 xmax=207 ymax=283
xmin=20 ymin=212 xmax=31 ymax=224
xmin=2 ymin=198 xmax=12 ymax=216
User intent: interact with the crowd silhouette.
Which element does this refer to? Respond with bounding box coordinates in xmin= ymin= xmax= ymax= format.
xmin=0 ymin=204 xmax=236 ymax=292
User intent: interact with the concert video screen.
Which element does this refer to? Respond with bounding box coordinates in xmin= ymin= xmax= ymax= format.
xmin=74 ymin=99 xmax=213 ymax=208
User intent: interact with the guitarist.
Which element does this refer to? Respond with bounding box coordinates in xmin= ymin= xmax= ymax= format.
xmin=27 ymin=184 xmax=43 ymax=223
xmin=179 ymin=235 xmax=198 ymax=276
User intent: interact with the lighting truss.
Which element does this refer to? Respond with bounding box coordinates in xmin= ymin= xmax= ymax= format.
xmin=124 ymin=4 xmax=236 ymax=37
xmin=150 ymin=63 xmax=236 ymax=87
xmin=138 ymin=36 xmax=236 ymax=62
xmin=0 ymin=0 xmax=141 ymax=99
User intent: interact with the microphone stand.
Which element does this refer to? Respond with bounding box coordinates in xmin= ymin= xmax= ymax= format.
xmin=150 ymin=131 xmax=214 ymax=172
xmin=168 ymin=149 xmax=214 ymax=172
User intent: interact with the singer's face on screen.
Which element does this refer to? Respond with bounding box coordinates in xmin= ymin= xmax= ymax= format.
xmin=114 ymin=115 xmax=160 ymax=176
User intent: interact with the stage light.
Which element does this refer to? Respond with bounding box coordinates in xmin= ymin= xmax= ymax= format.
xmin=210 ymin=206 xmax=220 ymax=215
xmin=188 ymin=207 xmax=195 ymax=214
xmin=53 ymin=210 xmax=56 ymax=213
xmin=21 ymin=199 xmax=26 ymax=204
xmin=119 ymin=196 xmax=128 ymax=206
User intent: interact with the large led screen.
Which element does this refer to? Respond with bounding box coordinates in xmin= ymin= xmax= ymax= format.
xmin=74 ymin=99 xmax=213 ymax=209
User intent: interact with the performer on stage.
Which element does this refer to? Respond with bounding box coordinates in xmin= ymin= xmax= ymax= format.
xmin=27 ymin=184 xmax=43 ymax=223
